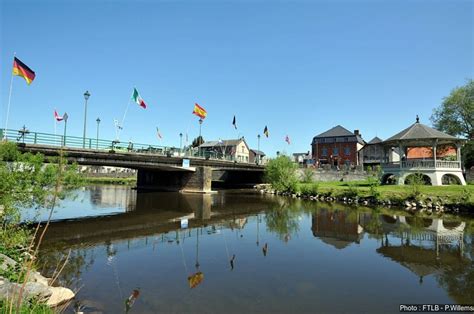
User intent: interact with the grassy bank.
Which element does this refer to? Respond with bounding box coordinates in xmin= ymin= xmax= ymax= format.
xmin=297 ymin=181 xmax=474 ymax=208
xmin=84 ymin=176 xmax=137 ymax=185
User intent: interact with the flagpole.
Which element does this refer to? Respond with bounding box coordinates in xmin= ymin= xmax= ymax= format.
xmin=4 ymin=52 xmax=16 ymax=140
xmin=118 ymin=97 xmax=132 ymax=140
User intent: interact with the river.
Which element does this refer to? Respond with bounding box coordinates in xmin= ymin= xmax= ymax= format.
xmin=27 ymin=185 xmax=474 ymax=313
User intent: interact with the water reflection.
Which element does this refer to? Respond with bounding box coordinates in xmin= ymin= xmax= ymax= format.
xmin=37 ymin=187 xmax=474 ymax=313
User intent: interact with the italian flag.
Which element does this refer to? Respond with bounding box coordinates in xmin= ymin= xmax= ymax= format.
xmin=132 ymin=88 xmax=147 ymax=109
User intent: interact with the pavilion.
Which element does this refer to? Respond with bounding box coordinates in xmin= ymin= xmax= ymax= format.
xmin=380 ymin=116 xmax=466 ymax=186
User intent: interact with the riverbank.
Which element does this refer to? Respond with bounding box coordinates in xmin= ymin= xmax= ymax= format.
xmin=84 ymin=176 xmax=136 ymax=185
xmin=256 ymin=181 xmax=474 ymax=213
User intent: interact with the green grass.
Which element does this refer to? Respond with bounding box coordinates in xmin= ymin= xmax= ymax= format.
xmin=297 ymin=181 xmax=474 ymax=205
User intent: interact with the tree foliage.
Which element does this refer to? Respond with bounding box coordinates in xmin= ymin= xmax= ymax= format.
xmin=0 ymin=142 xmax=83 ymax=251
xmin=431 ymin=79 xmax=474 ymax=168
xmin=431 ymin=79 xmax=474 ymax=139
xmin=192 ymin=136 xmax=204 ymax=148
xmin=264 ymin=155 xmax=298 ymax=193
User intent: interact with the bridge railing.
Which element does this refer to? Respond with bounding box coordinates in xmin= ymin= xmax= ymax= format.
xmin=0 ymin=128 xmax=255 ymax=164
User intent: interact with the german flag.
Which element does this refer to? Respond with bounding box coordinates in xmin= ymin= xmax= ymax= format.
xmin=192 ymin=103 xmax=207 ymax=119
xmin=12 ymin=57 xmax=35 ymax=85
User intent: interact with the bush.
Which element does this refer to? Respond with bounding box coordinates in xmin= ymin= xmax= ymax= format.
xmin=300 ymin=168 xmax=314 ymax=183
xmin=264 ymin=155 xmax=298 ymax=193
xmin=299 ymin=183 xmax=319 ymax=196
xmin=367 ymin=166 xmax=382 ymax=200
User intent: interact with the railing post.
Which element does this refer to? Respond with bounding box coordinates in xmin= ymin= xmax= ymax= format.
xmin=34 ymin=132 xmax=37 ymax=144
xmin=89 ymin=139 xmax=92 ymax=149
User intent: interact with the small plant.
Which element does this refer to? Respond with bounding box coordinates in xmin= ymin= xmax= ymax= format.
xmin=301 ymin=168 xmax=314 ymax=183
xmin=405 ymin=172 xmax=426 ymax=201
xmin=343 ymin=182 xmax=359 ymax=198
xmin=299 ymin=183 xmax=319 ymax=196
xmin=367 ymin=166 xmax=382 ymax=200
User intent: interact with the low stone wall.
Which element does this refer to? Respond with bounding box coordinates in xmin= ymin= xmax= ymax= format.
xmin=297 ymin=169 xmax=368 ymax=182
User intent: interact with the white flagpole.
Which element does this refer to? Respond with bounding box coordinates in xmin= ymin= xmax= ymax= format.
xmin=118 ymin=91 xmax=133 ymax=140
xmin=4 ymin=52 xmax=16 ymax=139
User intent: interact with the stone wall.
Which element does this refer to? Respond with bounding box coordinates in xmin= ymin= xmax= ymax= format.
xmin=297 ymin=168 xmax=368 ymax=182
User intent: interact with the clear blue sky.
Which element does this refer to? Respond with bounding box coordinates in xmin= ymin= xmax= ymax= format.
xmin=1 ymin=0 xmax=472 ymax=156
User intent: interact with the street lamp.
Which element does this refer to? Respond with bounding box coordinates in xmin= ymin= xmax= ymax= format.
xmin=179 ymin=132 xmax=183 ymax=155
xmin=257 ymin=134 xmax=261 ymax=165
xmin=83 ymin=90 xmax=90 ymax=148
xmin=96 ymin=117 xmax=101 ymax=149
xmin=198 ymin=118 xmax=203 ymax=139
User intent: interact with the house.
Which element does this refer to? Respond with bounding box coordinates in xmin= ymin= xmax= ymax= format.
xmin=311 ymin=125 xmax=365 ymax=168
xmin=249 ymin=149 xmax=266 ymax=165
xmin=361 ymin=136 xmax=400 ymax=168
xmin=198 ymin=138 xmax=250 ymax=163
xmin=293 ymin=151 xmax=313 ymax=166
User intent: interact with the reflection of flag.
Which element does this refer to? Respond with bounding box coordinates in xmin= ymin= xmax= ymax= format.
xmin=192 ymin=103 xmax=207 ymax=119
xmin=156 ymin=127 xmax=162 ymax=139
xmin=285 ymin=135 xmax=291 ymax=145
xmin=13 ymin=57 xmax=35 ymax=85
xmin=188 ymin=272 xmax=204 ymax=288
xmin=132 ymin=88 xmax=147 ymax=109
xmin=54 ymin=110 xmax=64 ymax=122
xmin=232 ymin=115 xmax=237 ymax=129
xmin=263 ymin=126 xmax=269 ymax=138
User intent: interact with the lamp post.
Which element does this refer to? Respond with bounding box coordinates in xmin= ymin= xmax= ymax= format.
xmin=257 ymin=134 xmax=261 ymax=165
xmin=82 ymin=90 xmax=90 ymax=148
xmin=62 ymin=113 xmax=69 ymax=146
xmin=96 ymin=117 xmax=101 ymax=149
xmin=198 ymin=118 xmax=203 ymax=139
xmin=179 ymin=132 xmax=183 ymax=155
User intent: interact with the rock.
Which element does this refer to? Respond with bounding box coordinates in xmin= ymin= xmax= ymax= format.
xmin=29 ymin=271 xmax=50 ymax=286
xmin=46 ymin=286 xmax=75 ymax=307
xmin=404 ymin=201 xmax=411 ymax=208
xmin=24 ymin=282 xmax=52 ymax=301
xmin=362 ymin=200 xmax=368 ymax=205
xmin=411 ymin=202 xmax=417 ymax=208
xmin=0 ymin=253 xmax=17 ymax=271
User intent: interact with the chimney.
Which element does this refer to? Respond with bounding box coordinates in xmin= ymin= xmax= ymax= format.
xmin=354 ymin=130 xmax=360 ymax=136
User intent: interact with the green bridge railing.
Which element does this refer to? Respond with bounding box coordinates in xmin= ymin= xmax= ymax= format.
xmin=0 ymin=128 xmax=239 ymax=162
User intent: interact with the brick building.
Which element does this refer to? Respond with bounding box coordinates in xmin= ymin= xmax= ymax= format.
xmin=311 ymin=125 xmax=365 ymax=168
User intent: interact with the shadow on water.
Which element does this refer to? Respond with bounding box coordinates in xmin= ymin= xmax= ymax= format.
xmin=35 ymin=186 xmax=474 ymax=313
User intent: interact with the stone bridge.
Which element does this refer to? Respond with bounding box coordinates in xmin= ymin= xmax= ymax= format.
xmin=17 ymin=144 xmax=265 ymax=193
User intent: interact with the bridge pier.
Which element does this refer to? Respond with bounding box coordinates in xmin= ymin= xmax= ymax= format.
xmin=137 ymin=166 xmax=212 ymax=193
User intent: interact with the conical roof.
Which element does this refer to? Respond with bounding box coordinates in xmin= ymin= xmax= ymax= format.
xmin=384 ymin=118 xmax=460 ymax=145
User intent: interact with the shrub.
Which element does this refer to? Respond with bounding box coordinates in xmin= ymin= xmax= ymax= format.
xmin=264 ymin=155 xmax=298 ymax=193
xmin=300 ymin=168 xmax=314 ymax=183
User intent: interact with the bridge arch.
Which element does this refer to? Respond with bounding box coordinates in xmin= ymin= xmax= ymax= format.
xmin=404 ymin=173 xmax=432 ymax=185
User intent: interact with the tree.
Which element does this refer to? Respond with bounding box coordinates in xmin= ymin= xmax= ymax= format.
xmin=192 ymin=136 xmax=204 ymax=148
xmin=431 ymin=79 xmax=474 ymax=168
xmin=264 ymin=155 xmax=298 ymax=193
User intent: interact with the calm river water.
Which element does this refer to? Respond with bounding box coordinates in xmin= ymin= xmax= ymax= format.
xmin=29 ymin=185 xmax=474 ymax=313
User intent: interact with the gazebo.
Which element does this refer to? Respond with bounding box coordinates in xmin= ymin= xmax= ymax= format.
xmin=380 ymin=116 xmax=466 ymax=186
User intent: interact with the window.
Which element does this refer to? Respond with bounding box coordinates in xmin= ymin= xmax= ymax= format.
xmin=322 ymin=148 xmax=328 ymax=156
xmin=333 ymin=148 xmax=339 ymax=156
xmin=344 ymin=147 xmax=350 ymax=155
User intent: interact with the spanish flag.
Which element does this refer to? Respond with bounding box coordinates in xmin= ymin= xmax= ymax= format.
xmin=192 ymin=103 xmax=207 ymax=119
xmin=12 ymin=57 xmax=35 ymax=85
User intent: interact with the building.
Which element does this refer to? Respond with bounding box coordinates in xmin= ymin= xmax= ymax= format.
xmin=198 ymin=138 xmax=250 ymax=163
xmin=380 ymin=117 xmax=466 ymax=185
xmin=249 ymin=149 xmax=266 ymax=165
xmin=311 ymin=125 xmax=365 ymax=168
xmin=361 ymin=136 xmax=400 ymax=168
xmin=293 ymin=152 xmax=313 ymax=167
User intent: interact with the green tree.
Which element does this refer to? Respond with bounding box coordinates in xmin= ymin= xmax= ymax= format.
xmin=431 ymin=79 xmax=474 ymax=168
xmin=264 ymin=155 xmax=298 ymax=193
xmin=192 ymin=136 xmax=204 ymax=148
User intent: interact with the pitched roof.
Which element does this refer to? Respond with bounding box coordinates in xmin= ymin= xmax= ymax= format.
xmin=314 ymin=125 xmax=354 ymax=138
xmin=368 ymin=136 xmax=383 ymax=144
xmin=384 ymin=121 xmax=459 ymax=143
xmin=199 ymin=139 xmax=249 ymax=150
xmin=250 ymin=149 xmax=265 ymax=156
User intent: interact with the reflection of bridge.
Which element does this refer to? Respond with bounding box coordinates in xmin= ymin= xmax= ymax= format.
xmin=39 ymin=191 xmax=276 ymax=247
xmin=16 ymin=144 xmax=264 ymax=192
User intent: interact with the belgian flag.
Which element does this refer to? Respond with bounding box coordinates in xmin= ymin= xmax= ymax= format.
xmin=12 ymin=57 xmax=35 ymax=85
xmin=264 ymin=126 xmax=269 ymax=138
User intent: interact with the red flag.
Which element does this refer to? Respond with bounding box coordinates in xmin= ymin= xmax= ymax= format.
xmin=54 ymin=110 xmax=64 ymax=122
